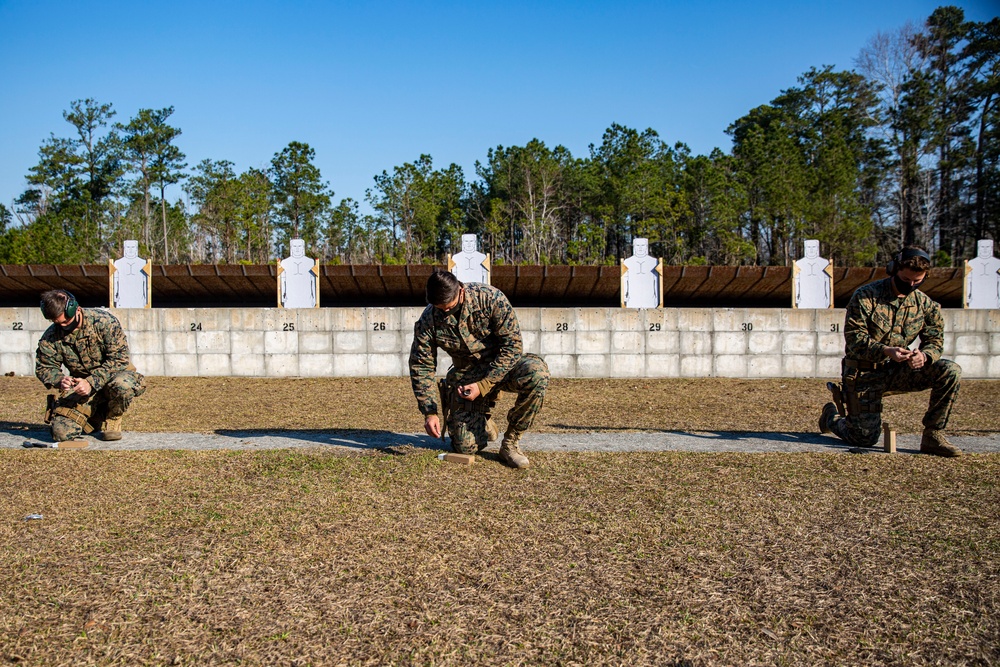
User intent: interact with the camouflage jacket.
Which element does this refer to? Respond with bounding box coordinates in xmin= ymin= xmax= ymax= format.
xmin=35 ymin=308 xmax=133 ymax=392
xmin=843 ymin=278 xmax=944 ymax=364
xmin=409 ymin=283 xmax=523 ymax=416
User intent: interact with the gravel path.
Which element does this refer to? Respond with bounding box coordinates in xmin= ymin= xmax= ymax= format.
xmin=4 ymin=428 xmax=1000 ymax=455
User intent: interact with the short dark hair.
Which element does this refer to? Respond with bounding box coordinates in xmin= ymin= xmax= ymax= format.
xmin=40 ymin=290 xmax=71 ymax=320
xmin=899 ymin=246 xmax=932 ymax=272
xmin=426 ymin=271 xmax=462 ymax=306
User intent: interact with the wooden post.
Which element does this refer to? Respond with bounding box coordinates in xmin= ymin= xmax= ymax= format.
xmin=883 ymin=423 xmax=896 ymax=453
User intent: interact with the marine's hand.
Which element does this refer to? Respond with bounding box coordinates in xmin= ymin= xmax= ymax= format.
xmin=907 ymin=349 xmax=927 ymax=369
xmin=425 ymin=414 xmax=441 ymax=438
xmin=884 ymin=347 xmax=914 ymax=363
xmin=457 ymin=383 xmax=480 ymax=401
xmin=58 ymin=376 xmax=76 ymax=390
xmin=72 ymin=378 xmax=92 ymax=396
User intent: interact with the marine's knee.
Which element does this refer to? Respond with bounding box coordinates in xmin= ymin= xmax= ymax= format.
xmin=103 ymin=373 xmax=144 ymax=414
xmin=854 ymin=429 xmax=881 ymax=447
xmin=936 ymin=358 xmax=961 ymax=379
xmin=931 ymin=358 xmax=962 ymax=389
xmin=521 ymin=355 xmax=550 ymax=391
xmin=448 ymin=420 xmax=479 ymax=455
xmin=447 ymin=408 xmax=487 ymax=454
xmin=447 ymin=411 xmax=486 ymax=454
xmin=50 ymin=417 xmax=81 ymax=442
xmin=843 ymin=414 xmax=881 ymax=447
xmin=104 ymin=374 xmax=134 ymax=400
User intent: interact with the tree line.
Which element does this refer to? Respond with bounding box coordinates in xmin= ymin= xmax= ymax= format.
xmin=1 ymin=6 xmax=996 ymax=268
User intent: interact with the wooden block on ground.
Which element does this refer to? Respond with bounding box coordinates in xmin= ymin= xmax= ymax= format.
xmin=883 ymin=423 xmax=896 ymax=453
xmin=438 ymin=452 xmax=475 ymax=465
xmin=55 ymin=440 xmax=89 ymax=449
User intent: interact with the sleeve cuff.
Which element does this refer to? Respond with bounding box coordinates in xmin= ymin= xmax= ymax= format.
xmin=476 ymin=380 xmax=494 ymax=396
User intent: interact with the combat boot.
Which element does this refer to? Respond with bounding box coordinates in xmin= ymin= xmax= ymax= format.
xmin=99 ymin=417 xmax=123 ymax=442
xmin=485 ymin=418 xmax=499 ymax=442
xmin=499 ymin=433 xmax=529 ymax=469
xmin=920 ymin=429 xmax=961 ymax=457
xmin=819 ymin=402 xmax=838 ymax=434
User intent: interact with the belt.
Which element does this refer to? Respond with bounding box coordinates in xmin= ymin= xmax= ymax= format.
xmin=844 ymin=358 xmax=886 ymax=371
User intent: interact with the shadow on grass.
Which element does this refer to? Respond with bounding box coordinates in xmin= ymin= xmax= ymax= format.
xmin=214 ymin=428 xmax=452 ymax=452
xmin=550 ymin=422 xmax=843 ymax=443
xmin=213 ymin=429 xmax=519 ymax=463
xmin=684 ymin=430 xmax=840 ymax=444
xmin=0 ymin=421 xmax=47 ymax=436
xmin=544 ymin=422 xmax=938 ymax=455
xmin=678 ymin=431 xmax=933 ymax=455
xmin=212 ymin=430 xmax=523 ymax=464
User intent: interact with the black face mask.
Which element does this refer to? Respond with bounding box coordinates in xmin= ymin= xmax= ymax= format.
xmin=439 ymin=290 xmax=463 ymax=318
xmin=893 ymin=274 xmax=922 ymax=296
xmin=59 ymin=313 xmax=80 ymax=334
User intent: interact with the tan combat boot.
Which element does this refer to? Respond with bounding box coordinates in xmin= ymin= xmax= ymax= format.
xmin=99 ymin=417 xmax=123 ymax=442
xmin=920 ymin=429 xmax=961 ymax=457
xmin=819 ymin=402 xmax=838 ymax=434
xmin=499 ymin=433 xmax=530 ymax=469
xmin=485 ymin=418 xmax=499 ymax=442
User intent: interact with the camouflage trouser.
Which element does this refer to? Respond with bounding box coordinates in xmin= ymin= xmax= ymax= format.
xmin=830 ymin=358 xmax=961 ymax=447
xmin=446 ymin=354 xmax=549 ymax=455
xmin=50 ymin=370 xmax=146 ymax=441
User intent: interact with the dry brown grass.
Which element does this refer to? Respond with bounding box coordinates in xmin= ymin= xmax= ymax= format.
xmin=2 ymin=376 xmax=1000 ymax=434
xmin=2 ymin=377 xmax=998 ymax=664
xmin=1 ymin=449 xmax=998 ymax=665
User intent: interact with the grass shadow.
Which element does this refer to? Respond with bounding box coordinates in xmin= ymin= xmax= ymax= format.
xmin=548 ymin=423 xmax=676 ymax=433
xmin=213 ymin=428 xmax=451 ymax=452
xmin=683 ymin=430 xmax=840 ymax=444
xmin=550 ymin=422 xmax=844 ymax=444
xmin=0 ymin=420 xmax=48 ymax=436
xmin=549 ymin=423 xmax=844 ymax=441
xmin=544 ymin=423 xmax=936 ymax=455
xmin=682 ymin=430 xmax=936 ymax=455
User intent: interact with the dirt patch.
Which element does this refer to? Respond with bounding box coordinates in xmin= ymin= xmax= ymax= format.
xmin=3 ymin=376 xmax=999 ymax=434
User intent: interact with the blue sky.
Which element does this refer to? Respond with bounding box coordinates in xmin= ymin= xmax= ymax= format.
xmin=0 ymin=0 xmax=995 ymax=216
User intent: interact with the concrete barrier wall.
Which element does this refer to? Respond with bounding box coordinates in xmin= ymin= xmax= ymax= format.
xmin=2 ymin=307 xmax=998 ymax=379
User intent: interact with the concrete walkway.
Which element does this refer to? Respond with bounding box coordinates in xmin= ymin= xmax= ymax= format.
xmin=4 ymin=427 xmax=1000 ymax=455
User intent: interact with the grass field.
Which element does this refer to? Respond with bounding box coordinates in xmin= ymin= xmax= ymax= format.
xmin=2 ymin=377 xmax=998 ymax=664
xmin=3 ymin=450 xmax=998 ymax=665
xmin=3 ymin=376 xmax=1000 ymax=434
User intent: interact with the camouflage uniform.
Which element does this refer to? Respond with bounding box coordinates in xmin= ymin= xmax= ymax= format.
xmin=409 ymin=283 xmax=549 ymax=454
xmin=828 ymin=278 xmax=961 ymax=447
xmin=35 ymin=308 xmax=146 ymax=440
